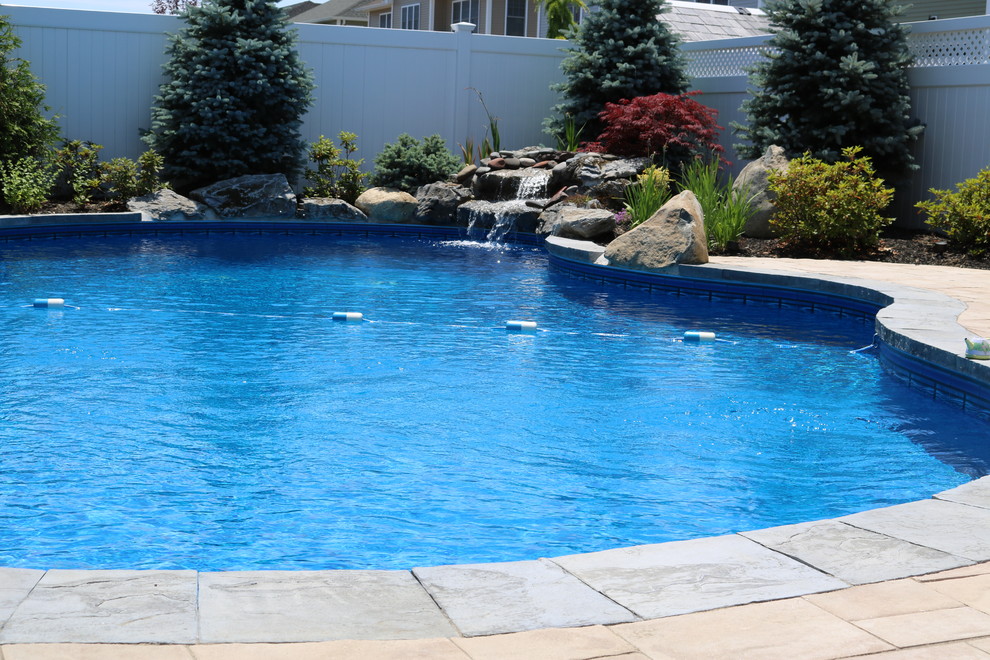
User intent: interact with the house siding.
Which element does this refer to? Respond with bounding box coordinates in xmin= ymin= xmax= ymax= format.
xmin=899 ymin=0 xmax=986 ymax=22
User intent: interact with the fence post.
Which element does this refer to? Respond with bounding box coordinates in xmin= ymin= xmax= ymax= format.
xmin=451 ymin=22 xmax=474 ymax=153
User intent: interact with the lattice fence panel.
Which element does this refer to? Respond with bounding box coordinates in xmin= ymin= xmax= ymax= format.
xmin=685 ymin=45 xmax=775 ymax=78
xmin=909 ymin=28 xmax=990 ymax=66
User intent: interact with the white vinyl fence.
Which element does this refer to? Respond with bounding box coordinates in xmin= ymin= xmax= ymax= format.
xmin=6 ymin=5 xmax=990 ymax=227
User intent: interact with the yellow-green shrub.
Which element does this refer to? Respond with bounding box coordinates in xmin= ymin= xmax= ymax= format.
xmin=916 ymin=168 xmax=990 ymax=256
xmin=768 ymin=146 xmax=893 ymax=258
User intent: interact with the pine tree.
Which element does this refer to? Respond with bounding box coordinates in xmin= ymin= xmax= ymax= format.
xmin=735 ymin=0 xmax=922 ymax=182
xmin=144 ymin=0 xmax=314 ymax=190
xmin=545 ymin=0 xmax=688 ymax=141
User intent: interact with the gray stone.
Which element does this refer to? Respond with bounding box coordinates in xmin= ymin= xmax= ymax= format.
xmin=354 ymin=187 xmax=418 ymax=224
xmin=0 ymin=568 xmax=44 ymax=626
xmin=127 ymin=188 xmax=213 ymax=222
xmin=545 ymin=235 xmax=607 ymax=264
xmin=190 ymin=174 xmax=296 ymax=219
xmin=519 ymin=157 xmax=536 ymax=167
xmin=538 ymin=205 xmax=616 ymax=241
xmin=299 ymin=197 xmax=368 ymax=222
xmin=551 ymin=535 xmax=847 ymax=620
xmin=198 ymin=570 xmax=455 ymax=643
xmin=840 ymin=499 xmax=990 ymax=562
xmin=935 ymin=476 xmax=990 ymax=509
xmin=413 ymin=559 xmax=637 ymax=637
xmin=548 ymin=153 xmax=602 ymax=193
xmin=733 ymin=144 xmax=789 ymax=238
xmin=414 ymin=182 xmax=473 ymax=226
xmin=455 ymin=163 xmax=477 ymax=184
xmin=741 ymin=519 xmax=969 ymax=585
xmin=601 ymin=157 xmax=651 ymax=180
xmin=603 ymin=190 xmax=708 ymax=271
xmin=0 ymin=570 xmax=197 ymax=643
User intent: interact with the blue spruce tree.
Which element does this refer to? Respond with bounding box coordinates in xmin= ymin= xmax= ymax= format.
xmin=735 ymin=0 xmax=922 ymax=181
xmin=545 ymin=0 xmax=688 ymax=141
xmin=145 ymin=0 xmax=314 ymax=190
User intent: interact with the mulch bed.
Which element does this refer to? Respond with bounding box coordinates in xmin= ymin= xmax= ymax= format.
xmin=718 ymin=229 xmax=990 ymax=271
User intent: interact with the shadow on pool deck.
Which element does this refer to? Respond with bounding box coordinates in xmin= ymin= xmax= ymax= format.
xmin=3 ymin=257 xmax=990 ymax=658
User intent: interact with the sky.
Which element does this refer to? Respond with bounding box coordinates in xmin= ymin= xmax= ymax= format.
xmin=2 ymin=0 xmax=299 ymax=15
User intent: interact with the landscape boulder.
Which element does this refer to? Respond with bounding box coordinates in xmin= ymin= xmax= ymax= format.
xmin=733 ymin=145 xmax=790 ymax=238
xmin=190 ymin=173 xmax=296 ymax=218
xmin=602 ymin=190 xmax=708 ymax=270
xmin=300 ymin=198 xmax=367 ymax=222
xmin=414 ymin=182 xmax=473 ymax=225
xmin=127 ymin=188 xmax=213 ymax=222
xmin=354 ymin=187 xmax=418 ymax=223
xmin=538 ymin=205 xmax=616 ymax=241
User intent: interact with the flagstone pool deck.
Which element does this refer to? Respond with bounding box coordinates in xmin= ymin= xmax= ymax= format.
xmin=4 ymin=255 xmax=990 ymax=659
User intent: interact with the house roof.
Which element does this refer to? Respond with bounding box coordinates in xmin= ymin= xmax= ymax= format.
xmin=282 ymin=0 xmax=320 ymax=19
xmin=663 ymin=1 xmax=771 ymax=42
xmin=292 ymin=0 xmax=369 ymax=24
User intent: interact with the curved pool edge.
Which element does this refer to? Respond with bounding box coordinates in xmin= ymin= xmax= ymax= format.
xmin=2 ymin=219 xmax=990 ymax=643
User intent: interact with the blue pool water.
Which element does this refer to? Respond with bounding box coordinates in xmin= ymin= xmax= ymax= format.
xmin=0 ymin=233 xmax=988 ymax=571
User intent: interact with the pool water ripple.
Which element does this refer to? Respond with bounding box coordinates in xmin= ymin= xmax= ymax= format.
xmin=0 ymin=234 xmax=988 ymax=571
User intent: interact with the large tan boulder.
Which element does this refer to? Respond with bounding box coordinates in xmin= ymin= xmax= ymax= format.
xmin=733 ymin=145 xmax=790 ymax=238
xmin=354 ymin=187 xmax=418 ymax=223
xmin=603 ymin=190 xmax=708 ymax=271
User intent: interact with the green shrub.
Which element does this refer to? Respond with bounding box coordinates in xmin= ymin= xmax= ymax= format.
xmin=303 ymin=132 xmax=367 ymax=205
xmin=678 ymin=159 xmax=755 ymax=252
xmin=371 ymin=134 xmax=460 ymax=193
xmin=768 ymin=146 xmax=893 ymax=258
xmin=1 ymin=14 xmax=61 ymax=204
xmin=0 ymin=155 xmax=56 ymax=213
xmin=98 ymin=150 xmax=167 ymax=200
xmin=624 ymin=165 xmax=672 ymax=227
xmin=916 ymin=168 xmax=990 ymax=256
xmin=53 ymin=140 xmax=103 ymax=204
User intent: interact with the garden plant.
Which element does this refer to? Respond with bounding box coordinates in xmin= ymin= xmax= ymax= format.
xmin=916 ymin=168 xmax=990 ymax=256
xmin=545 ymin=0 xmax=687 ymax=141
xmin=371 ymin=134 xmax=461 ymax=193
xmin=677 ymin=158 xmax=755 ymax=253
xmin=735 ymin=0 xmax=922 ymax=182
xmin=622 ymin=165 xmax=672 ymax=228
xmin=304 ymin=132 xmax=367 ymax=205
xmin=768 ymin=146 xmax=893 ymax=258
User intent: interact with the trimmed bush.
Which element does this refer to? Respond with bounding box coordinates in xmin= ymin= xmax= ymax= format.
xmin=371 ymin=134 xmax=460 ymax=193
xmin=583 ymin=92 xmax=724 ymax=173
xmin=0 ymin=155 xmax=56 ymax=213
xmin=916 ymin=168 xmax=990 ymax=256
xmin=768 ymin=146 xmax=893 ymax=258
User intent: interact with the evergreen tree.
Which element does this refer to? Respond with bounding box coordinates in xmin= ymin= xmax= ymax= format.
xmin=735 ymin=0 xmax=922 ymax=182
xmin=545 ymin=0 xmax=688 ymax=141
xmin=144 ymin=0 xmax=314 ymax=190
xmin=0 ymin=14 xmax=60 ymax=166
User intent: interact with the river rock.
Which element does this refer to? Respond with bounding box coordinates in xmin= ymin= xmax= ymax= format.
xmin=354 ymin=187 xmax=418 ymax=223
xmin=603 ymin=190 xmax=708 ymax=270
xmin=127 ymin=188 xmax=214 ymax=222
xmin=190 ymin=173 xmax=296 ymax=218
xmin=538 ymin=205 xmax=616 ymax=241
xmin=300 ymin=198 xmax=368 ymax=222
xmin=734 ymin=145 xmax=790 ymax=239
xmin=414 ymin=182 xmax=473 ymax=225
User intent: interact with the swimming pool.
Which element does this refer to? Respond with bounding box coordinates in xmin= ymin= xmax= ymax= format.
xmin=1 ymin=231 xmax=988 ymax=571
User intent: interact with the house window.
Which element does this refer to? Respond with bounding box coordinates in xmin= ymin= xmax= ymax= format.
xmin=400 ymin=3 xmax=420 ymax=29
xmin=452 ymin=0 xmax=479 ymax=27
xmin=506 ymin=0 xmax=525 ymax=36
xmin=379 ymin=11 xmax=392 ymax=28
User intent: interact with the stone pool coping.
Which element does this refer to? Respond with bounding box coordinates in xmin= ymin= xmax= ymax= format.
xmin=2 ymin=219 xmax=990 ymax=644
